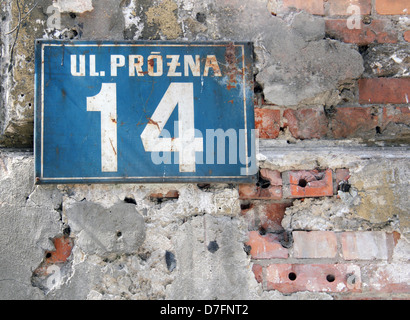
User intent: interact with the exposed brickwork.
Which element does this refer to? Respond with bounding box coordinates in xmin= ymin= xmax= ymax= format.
xmin=331 ymin=107 xmax=379 ymax=139
xmin=255 ymin=105 xmax=409 ymax=141
xmin=381 ymin=106 xmax=410 ymax=128
xmin=404 ymin=30 xmax=410 ymax=42
xmin=241 ymin=201 xmax=292 ymax=232
xmin=246 ymin=231 xmax=289 ymax=259
xmin=325 ymin=19 xmax=398 ymax=44
xmin=359 ymin=78 xmax=410 ymax=104
xmin=293 ymin=231 xmax=338 ymax=258
xmin=341 ymin=231 xmax=395 ymax=260
xmin=32 ymin=236 xmax=74 ymax=278
xmin=248 ymin=229 xmax=408 ymax=296
xmin=149 ymin=190 xmax=180 ymax=200
xmin=254 ymin=108 xmax=281 ymax=139
xmin=283 ymin=108 xmax=328 ymax=140
xmin=375 ymin=0 xmax=410 ymax=15
xmin=243 ymin=166 xmax=409 ymax=298
xmin=363 ymin=263 xmax=410 ymax=293
xmin=325 ymin=0 xmax=372 ymax=16
xmin=252 ymin=264 xmax=264 ymax=284
xmin=265 ymin=263 xmax=362 ymax=293
xmin=242 ymin=168 xmax=352 ymax=202
xmin=283 ymin=169 xmax=334 ymax=198
xmin=239 ymin=169 xmax=282 ymax=200
xmin=45 ymin=236 xmax=73 ymax=264
xmin=335 ymin=168 xmax=350 ymax=186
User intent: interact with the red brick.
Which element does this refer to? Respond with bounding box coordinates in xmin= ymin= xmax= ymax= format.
xmin=362 ymin=263 xmax=410 ymax=293
xmin=260 ymin=168 xmax=282 ymax=186
xmin=283 ymin=0 xmax=325 ymax=15
xmin=341 ymin=231 xmax=395 ymax=260
xmin=260 ymin=202 xmax=292 ymax=232
xmin=382 ymin=106 xmax=410 ymax=128
xmin=283 ymin=169 xmax=333 ymax=198
xmin=405 ymin=30 xmax=410 ymax=42
xmin=283 ymin=108 xmax=329 ymax=140
xmin=239 ymin=169 xmax=282 ymax=200
xmin=33 ymin=236 xmax=73 ymax=277
xmin=335 ymin=168 xmax=350 ymax=185
xmin=246 ymin=231 xmax=289 ymax=259
xmin=292 ymin=231 xmax=338 ymax=258
xmin=375 ymin=0 xmax=410 ymax=15
xmin=254 ymin=108 xmax=281 ymax=139
xmin=330 ymin=107 xmax=378 ymax=139
xmin=242 ymin=201 xmax=292 ymax=232
xmin=239 ymin=184 xmax=282 ymax=200
xmin=326 ymin=0 xmax=371 ymax=16
xmin=325 ymin=19 xmax=398 ymax=44
xmin=266 ymin=264 xmax=361 ymax=293
xmin=359 ymin=78 xmax=410 ymax=104
xmin=149 ymin=190 xmax=179 ymax=200
xmin=252 ymin=264 xmax=263 ymax=283
xmin=45 ymin=236 xmax=73 ymax=264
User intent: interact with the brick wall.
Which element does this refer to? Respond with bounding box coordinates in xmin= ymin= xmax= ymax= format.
xmin=245 ymin=0 xmax=410 ymax=299
xmin=262 ymin=0 xmax=409 ymax=143
xmin=242 ymin=168 xmax=409 ymax=299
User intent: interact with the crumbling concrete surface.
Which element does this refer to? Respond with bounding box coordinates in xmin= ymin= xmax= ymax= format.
xmin=1 ymin=142 xmax=409 ymax=299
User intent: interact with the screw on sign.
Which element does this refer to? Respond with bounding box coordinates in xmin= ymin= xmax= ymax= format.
xmin=35 ymin=41 xmax=257 ymax=184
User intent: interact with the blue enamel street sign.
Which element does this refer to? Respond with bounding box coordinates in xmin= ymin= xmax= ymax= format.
xmin=34 ymin=40 xmax=257 ymax=184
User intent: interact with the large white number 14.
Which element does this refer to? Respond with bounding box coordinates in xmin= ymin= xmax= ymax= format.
xmin=87 ymin=82 xmax=203 ymax=173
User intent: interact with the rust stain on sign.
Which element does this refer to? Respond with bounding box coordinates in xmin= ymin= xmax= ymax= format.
xmin=109 ymin=138 xmax=117 ymax=156
xmin=225 ymin=42 xmax=238 ymax=91
xmin=147 ymin=117 xmax=161 ymax=131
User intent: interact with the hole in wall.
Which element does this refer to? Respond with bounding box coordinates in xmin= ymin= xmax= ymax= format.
xmin=339 ymin=182 xmax=351 ymax=192
xmin=288 ymin=272 xmax=297 ymax=281
xmin=347 ymin=273 xmax=356 ymax=285
xmin=207 ymin=241 xmax=219 ymax=253
xmin=358 ymin=45 xmax=369 ymax=55
xmin=124 ymin=196 xmax=136 ymax=204
xmin=254 ymin=83 xmax=263 ymax=94
xmin=197 ymin=183 xmax=211 ymax=190
xmin=376 ymin=126 xmax=382 ymax=134
xmin=45 ymin=252 xmax=52 ymax=259
xmin=256 ymin=172 xmax=271 ymax=189
xmin=196 ymin=12 xmax=206 ymax=23
xmin=279 ymin=230 xmax=293 ymax=249
xmin=362 ymin=15 xmax=372 ymax=25
xmin=63 ymin=226 xmax=71 ymax=236
xmin=165 ymin=251 xmax=176 ymax=272
xmin=298 ymin=179 xmax=308 ymax=188
xmin=240 ymin=202 xmax=252 ymax=211
xmin=326 ymin=274 xmax=335 ymax=282
xmin=243 ymin=244 xmax=251 ymax=255
xmin=71 ymin=29 xmax=78 ymax=38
